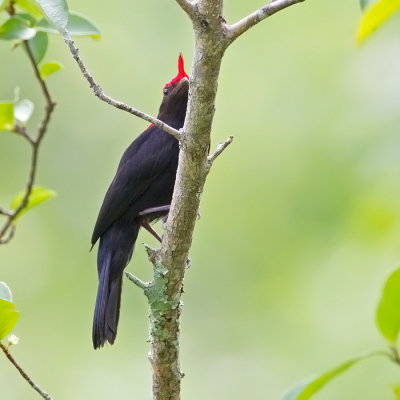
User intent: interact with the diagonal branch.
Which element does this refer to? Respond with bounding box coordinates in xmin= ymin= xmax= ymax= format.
xmin=206 ymin=135 xmax=233 ymax=171
xmin=227 ymin=0 xmax=306 ymax=42
xmin=125 ymin=271 xmax=150 ymax=290
xmin=0 ymin=226 xmax=15 ymax=245
xmin=0 ymin=208 xmax=12 ymax=217
xmin=14 ymin=123 xmax=35 ymax=145
xmin=24 ymin=41 xmax=53 ymax=108
xmin=0 ymin=343 xmax=53 ymax=400
xmin=62 ymin=31 xmax=182 ymax=140
xmin=174 ymin=0 xmax=196 ymax=18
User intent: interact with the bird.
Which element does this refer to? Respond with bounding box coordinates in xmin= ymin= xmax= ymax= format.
xmin=91 ymin=55 xmax=189 ymax=349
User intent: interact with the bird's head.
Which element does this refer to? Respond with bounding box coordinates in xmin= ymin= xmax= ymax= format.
xmin=157 ymin=54 xmax=189 ymax=126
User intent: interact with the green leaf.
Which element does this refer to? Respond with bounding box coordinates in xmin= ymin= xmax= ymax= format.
xmin=0 ymin=103 xmax=14 ymax=131
xmin=357 ymin=0 xmax=400 ymax=43
xmin=394 ymin=384 xmax=400 ymax=400
xmin=14 ymin=99 xmax=34 ymax=124
xmin=376 ymin=268 xmax=400 ymax=343
xmin=36 ymin=12 xmax=100 ymax=39
xmin=16 ymin=0 xmax=45 ymax=18
xmin=14 ymin=12 xmax=37 ymax=26
xmin=35 ymin=0 xmax=69 ymax=32
xmin=10 ymin=187 xmax=56 ymax=220
xmin=0 ymin=300 xmax=19 ymax=341
xmin=282 ymin=356 xmax=372 ymax=400
xmin=0 ymin=16 xmax=36 ymax=40
xmin=0 ymin=282 xmax=13 ymax=302
xmin=65 ymin=12 xmax=100 ymax=39
xmin=39 ymin=61 xmax=62 ymax=79
xmin=27 ymin=31 xmax=48 ymax=64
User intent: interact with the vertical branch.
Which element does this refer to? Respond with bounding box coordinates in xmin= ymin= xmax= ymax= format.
xmin=149 ymin=0 xmax=305 ymax=398
xmin=145 ymin=256 xmax=183 ymax=400
xmin=148 ymin=1 xmax=227 ymax=399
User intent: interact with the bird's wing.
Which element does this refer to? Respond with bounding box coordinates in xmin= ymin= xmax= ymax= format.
xmin=91 ymin=129 xmax=176 ymax=246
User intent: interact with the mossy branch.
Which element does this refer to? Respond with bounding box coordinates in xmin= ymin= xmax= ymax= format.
xmin=61 ymin=0 xmax=306 ymax=399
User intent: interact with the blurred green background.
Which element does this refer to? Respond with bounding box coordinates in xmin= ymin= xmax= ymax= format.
xmin=2 ymin=0 xmax=400 ymax=399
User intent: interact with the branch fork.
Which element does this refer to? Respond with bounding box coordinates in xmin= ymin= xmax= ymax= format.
xmin=0 ymin=42 xmax=56 ymax=244
xmin=58 ymin=1 xmax=306 ymax=400
xmin=62 ymin=31 xmax=182 ymax=141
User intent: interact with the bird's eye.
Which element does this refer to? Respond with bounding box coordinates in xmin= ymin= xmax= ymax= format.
xmin=163 ymin=87 xmax=168 ymax=95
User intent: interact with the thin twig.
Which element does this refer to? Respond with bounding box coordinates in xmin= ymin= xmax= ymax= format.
xmin=0 ymin=343 xmax=53 ymax=400
xmin=24 ymin=41 xmax=53 ymax=107
xmin=390 ymin=346 xmax=400 ymax=366
xmin=14 ymin=123 xmax=35 ymax=145
xmin=0 ymin=42 xmax=56 ymax=244
xmin=125 ymin=272 xmax=150 ymax=290
xmin=0 ymin=226 xmax=15 ymax=244
xmin=0 ymin=208 xmax=13 ymax=217
xmin=62 ymin=31 xmax=182 ymax=140
xmin=206 ymin=135 xmax=233 ymax=171
xmin=227 ymin=0 xmax=306 ymax=42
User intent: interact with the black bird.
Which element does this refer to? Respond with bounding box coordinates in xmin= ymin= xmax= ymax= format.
xmin=91 ymin=55 xmax=189 ymax=349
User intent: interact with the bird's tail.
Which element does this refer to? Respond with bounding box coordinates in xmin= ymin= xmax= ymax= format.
xmin=92 ymin=220 xmax=140 ymax=349
xmin=92 ymin=252 xmax=122 ymax=348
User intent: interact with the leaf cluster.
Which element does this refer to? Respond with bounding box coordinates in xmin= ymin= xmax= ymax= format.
xmin=0 ymin=0 xmax=100 ymax=132
xmin=0 ymin=0 xmax=100 ymax=239
xmin=284 ymin=267 xmax=400 ymax=399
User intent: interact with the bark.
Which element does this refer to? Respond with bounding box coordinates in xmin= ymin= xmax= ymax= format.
xmin=148 ymin=2 xmax=229 ymax=399
xmin=147 ymin=1 xmax=305 ymax=399
xmin=61 ymin=1 xmax=306 ymax=399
